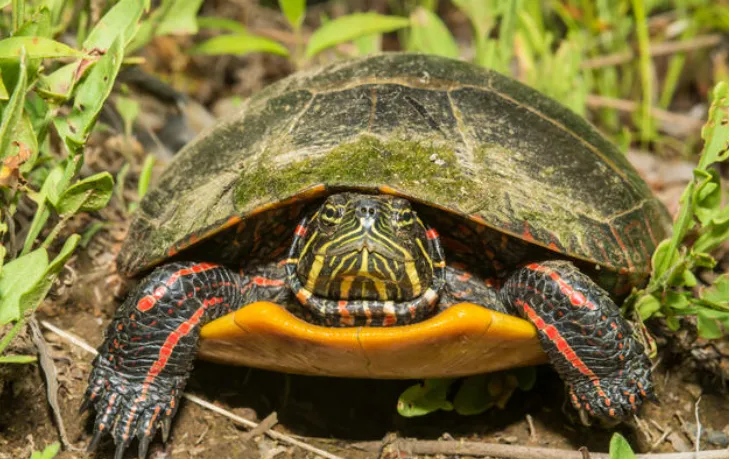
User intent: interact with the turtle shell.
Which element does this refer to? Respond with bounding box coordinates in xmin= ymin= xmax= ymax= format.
xmin=120 ymin=53 xmax=670 ymax=290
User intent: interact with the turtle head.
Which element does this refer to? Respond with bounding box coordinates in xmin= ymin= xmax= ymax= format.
xmin=290 ymin=193 xmax=435 ymax=302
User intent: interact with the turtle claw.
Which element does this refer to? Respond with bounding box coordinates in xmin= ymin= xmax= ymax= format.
xmin=87 ymin=429 xmax=103 ymax=452
xmin=115 ymin=442 xmax=127 ymax=459
xmin=83 ymin=359 xmax=187 ymax=458
xmin=138 ymin=436 xmax=152 ymax=459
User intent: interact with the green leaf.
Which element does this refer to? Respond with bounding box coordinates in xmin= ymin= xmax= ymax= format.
xmin=698 ymin=82 xmax=729 ymax=168
xmin=650 ymin=239 xmax=679 ymax=281
xmin=189 ymin=34 xmax=289 ymax=57
xmin=37 ymin=61 xmax=85 ymax=102
xmin=30 ymin=442 xmax=60 ymax=459
xmin=56 ymin=172 xmax=114 ymax=215
xmin=0 ymin=354 xmax=37 ymax=363
xmin=279 ymin=0 xmax=305 ymax=31
xmin=115 ymin=95 xmax=139 ymax=137
xmin=397 ymin=378 xmax=454 ymax=417
xmin=0 ymin=248 xmax=48 ymax=325
xmin=636 ymin=294 xmax=661 ymax=321
xmin=0 ymin=37 xmax=83 ymax=60
xmin=697 ymin=310 xmax=724 ymax=339
xmin=701 ymin=274 xmax=729 ymax=306
xmin=352 ymin=34 xmax=381 ymax=56
xmin=609 ymin=433 xmax=636 ymax=459
xmin=407 ymin=7 xmax=459 ymax=58
xmin=14 ymin=7 xmax=52 ymax=38
xmin=693 ymin=169 xmax=721 ymax=226
xmin=0 ymin=70 xmax=8 ymax=100
xmin=156 ymin=0 xmax=204 ymax=36
xmin=17 ymin=235 xmax=80 ymax=320
xmin=196 ymin=16 xmax=247 ymax=34
xmin=0 ymin=52 xmax=27 ymax=161
xmin=55 ymin=35 xmax=124 ymax=153
xmin=137 ymin=154 xmax=155 ymax=200
xmin=305 ymin=13 xmax=410 ymax=59
xmin=82 ymin=0 xmax=144 ymax=51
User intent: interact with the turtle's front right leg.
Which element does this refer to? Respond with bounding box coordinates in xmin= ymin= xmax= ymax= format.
xmin=82 ymin=261 xmax=288 ymax=459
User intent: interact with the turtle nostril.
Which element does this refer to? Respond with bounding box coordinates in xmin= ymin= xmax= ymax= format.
xmin=368 ymin=208 xmax=375 ymax=216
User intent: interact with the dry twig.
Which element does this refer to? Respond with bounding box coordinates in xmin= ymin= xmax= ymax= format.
xmin=581 ymin=34 xmax=723 ymax=69
xmin=585 ymin=94 xmax=704 ymax=131
xmin=28 ymin=318 xmax=81 ymax=452
xmin=39 ymin=320 xmax=344 ymax=459
xmin=379 ymin=439 xmax=729 ymax=459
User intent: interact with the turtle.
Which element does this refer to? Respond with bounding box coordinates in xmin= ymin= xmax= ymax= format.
xmin=83 ymin=53 xmax=670 ymax=458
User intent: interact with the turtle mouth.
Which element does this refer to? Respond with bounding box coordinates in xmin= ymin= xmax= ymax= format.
xmin=325 ymin=238 xmax=412 ymax=262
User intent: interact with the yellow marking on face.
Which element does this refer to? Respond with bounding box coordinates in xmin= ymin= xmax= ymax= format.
xmin=404 ymin=261 xmax=422 ymax=296
xmin=415 ymin=239 xmax=432 ymax=267
xmin=299 ymin=228 xmax=320 ymax=259
xmin=305 ymin=254 xmax=325 ymax=291
xmin=340 ymin=277 xmax=354 ymax=299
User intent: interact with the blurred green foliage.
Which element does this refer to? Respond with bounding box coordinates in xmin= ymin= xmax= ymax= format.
xmin=0 ymin=0 xmax=204 ymax=362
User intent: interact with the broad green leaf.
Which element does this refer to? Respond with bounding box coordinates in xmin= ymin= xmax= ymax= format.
xmin=279 ymin=0 xmax=305 ymax=31
xmin=0 ymin=354 xmax=37 ymax=363
xmin=650 ymin=239 xmax=679 ymax=281
xmin=0 ymin=248 xmax=48 ymax=325
xmin=157 ymin=0 xmax=204 ymax=36
xmin=189 ymin=34 xmax=289 ymax=57
xmin=56 ymin=172 xmax=114 ymax=215
xmin=407 ymin=7 xmax=459 ymax=58
xmin=397 ymin=379 xmax=454 ymax=417
xmin=196 ymin=16 xmax=247 ymax=34
xmin=305 ymin=13 xmax=410 ymax=59
xmin=636 ymin=294 xmax=661 ymax=320
xmin=82 ymin=0 xmax=143 ymax=51
xmin=665 ymin=291 xmax=689 ymax=310
xmin=37 ymin=61 xmax=85 ymax=102
xmin=609 ymin=433 xmax=636 ymax=459
xmin=352 ymin=34 xmax=381 ymax=56
xmin=701 ymin=274 xmax=729 ymax=306
xmin=697 ymin=310 xmax=724 ymax=339
xmin=17 ymin=235 xmax=80 ymax=321
xmin=0 ymin=37 xmax=83 ymax=60
xmin=55 ymin=35 xmax=124 ymax=152
xmin=0 ymin=53 xmax=27 ymax=160
xmin=30 ymin=442 xmax=60 ymax=459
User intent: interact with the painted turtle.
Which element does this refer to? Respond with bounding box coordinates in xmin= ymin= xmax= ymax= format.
xmin=83 ymin=53 xmax=670 ymax=458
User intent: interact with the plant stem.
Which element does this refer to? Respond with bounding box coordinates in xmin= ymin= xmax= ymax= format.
xmin=0 ymin=318 xmax=25 ymax=355
xmin=632 ymin=0 xmax=654 ymax=145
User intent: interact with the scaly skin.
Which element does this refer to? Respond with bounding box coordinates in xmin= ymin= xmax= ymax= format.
xmin=84 ymin=195 xmax=655 ymax=458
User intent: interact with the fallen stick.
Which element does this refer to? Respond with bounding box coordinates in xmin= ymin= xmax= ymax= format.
xmin=372 ymin=439 xmax=729 ymax=459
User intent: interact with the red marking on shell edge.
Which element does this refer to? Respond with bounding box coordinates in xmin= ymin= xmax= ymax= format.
xmin=295 ymin=225 xmax=307 ymax=237
xmin=425 ymin=229 xmax=439 ymax=240
xmin=522 ymin=222 xmax=534 ymax=241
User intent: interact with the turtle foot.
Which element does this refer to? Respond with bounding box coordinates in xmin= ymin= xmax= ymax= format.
xmin=83 ymin=360 xmax=185 ymax=459
xmin=568 ymin=363 xmax=655 ymax=422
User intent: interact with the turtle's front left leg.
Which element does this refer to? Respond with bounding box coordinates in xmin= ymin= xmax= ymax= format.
xmin=82 ymin=261 xmax=288 ymax=459
xmin=500 ymin=260 xmax=655 ymax=422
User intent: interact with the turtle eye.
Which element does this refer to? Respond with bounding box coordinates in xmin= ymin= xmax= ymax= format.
xmin=397 ymin=209 xmax=414 ymax=227
xmin=321 ymin=205 xmax=341 ymax=225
